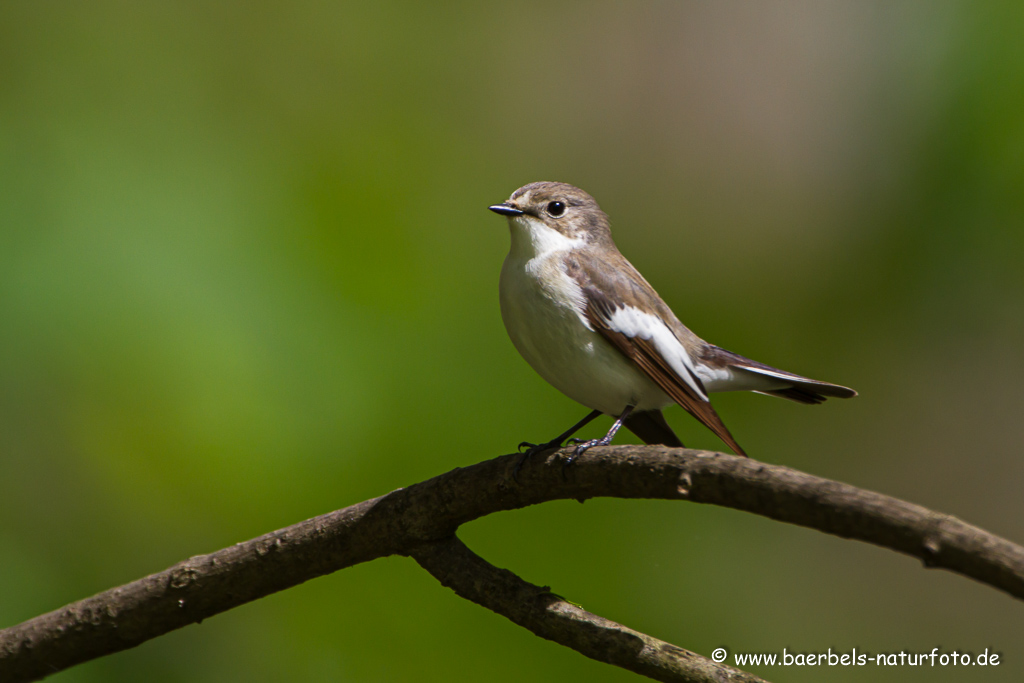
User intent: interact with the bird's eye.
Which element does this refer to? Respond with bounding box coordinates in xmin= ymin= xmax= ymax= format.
xmin=546 ymin=201 xmax=566 ymax=217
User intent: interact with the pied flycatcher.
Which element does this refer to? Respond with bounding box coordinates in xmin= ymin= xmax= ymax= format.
xmin=490 ymin=181 xmax=856 ymax=461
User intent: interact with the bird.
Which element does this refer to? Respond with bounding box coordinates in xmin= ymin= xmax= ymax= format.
xmin=489 ymin=181 xmax=855 ymax=463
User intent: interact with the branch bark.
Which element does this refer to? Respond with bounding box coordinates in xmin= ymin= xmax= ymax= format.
xmin=411 ymin=535 xmax=766 ymax=683
xmin=2 ymin=446 xmax=1023 ymax=683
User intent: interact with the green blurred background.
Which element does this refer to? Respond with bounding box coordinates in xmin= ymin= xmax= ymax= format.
xmin=2 ymin=2 xmax=1022 ymax=681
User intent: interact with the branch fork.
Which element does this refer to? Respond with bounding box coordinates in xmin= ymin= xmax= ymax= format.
xmin=3 ymin=446 xmax=1022 ymax=683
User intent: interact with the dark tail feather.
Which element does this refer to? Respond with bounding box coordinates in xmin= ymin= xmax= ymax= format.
xmin=747 ymin=373 xmax=856 ymax=404
xmin=624 ymin=409 xmax=685 ymax=447
xmin=707 ymin=345 xmax=857 ymax=403
xmin=754 ymin=387 xmax=828 ymax=405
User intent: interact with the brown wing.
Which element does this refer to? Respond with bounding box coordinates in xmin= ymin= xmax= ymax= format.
xmin=583 ymin=290 xmax=747 ymax=456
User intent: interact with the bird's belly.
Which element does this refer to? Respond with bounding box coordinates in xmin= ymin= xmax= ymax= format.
xmin=500 ymin=258 xmax=669 ymax=415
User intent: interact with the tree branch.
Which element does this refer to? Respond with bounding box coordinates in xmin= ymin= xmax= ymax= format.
xmin=411 ymin=535 xmax=766 ymax=683
xmin=2 ymin=446 xmax=1023 ymax=682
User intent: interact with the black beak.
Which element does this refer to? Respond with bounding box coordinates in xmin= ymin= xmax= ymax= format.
xmin=488 ymin=203 xmax=525 ymax=217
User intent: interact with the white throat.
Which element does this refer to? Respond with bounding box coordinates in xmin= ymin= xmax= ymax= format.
xmin=507 ymin=215 xmax=584 ymax=265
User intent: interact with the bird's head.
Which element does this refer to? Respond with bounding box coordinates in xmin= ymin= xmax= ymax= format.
xmin=489 ymin=182 xmax=613 ymax=255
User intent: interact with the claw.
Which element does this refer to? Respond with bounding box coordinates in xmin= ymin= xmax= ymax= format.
xmin=511 ymin=410 xmax=605 ymax=483
xmin=513 ymin=439 xmax=562 ymax=483
xmin=574 ymin=438 xmax=603 ymax=456
xmin=561 ymin=437 xmax=606 ymax=471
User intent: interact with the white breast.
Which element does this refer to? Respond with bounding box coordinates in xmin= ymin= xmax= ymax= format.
xmin=498 ymin=216 xmax=671 ymax=415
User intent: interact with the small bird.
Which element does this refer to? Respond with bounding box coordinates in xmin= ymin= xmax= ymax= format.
xmin=490 ymin=181 xmax=855 ymax=462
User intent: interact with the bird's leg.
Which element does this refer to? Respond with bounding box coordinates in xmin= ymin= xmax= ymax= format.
xmin=514 ymin=409 xmax=602 ymax=481
xmin=565 ymin=404 xmax=635 ymax=465
xmin=517 ymin=409 xmax=603 ymax=455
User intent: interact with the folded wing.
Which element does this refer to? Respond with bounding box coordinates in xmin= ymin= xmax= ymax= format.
xmin=582 ymin=285 xmax=747 ymax=456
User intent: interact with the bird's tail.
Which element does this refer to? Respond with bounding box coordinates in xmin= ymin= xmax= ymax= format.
xmin=716 ymin=348 xmax=857 ymax=405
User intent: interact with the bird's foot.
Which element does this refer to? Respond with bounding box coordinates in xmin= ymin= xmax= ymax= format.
xmin=564 ymin=435 xmax=613 ymax=466
xmin=517 ymin=439 xmax=565 ymax=456
xmin=513 ymin=439 xmax=564 ymax=483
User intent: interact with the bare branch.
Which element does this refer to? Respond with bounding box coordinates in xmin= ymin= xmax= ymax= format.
xmin=411 ymin=535 xmax=767 ymax=683
xmin=2 ymin=446 xmax=1023 ymax=682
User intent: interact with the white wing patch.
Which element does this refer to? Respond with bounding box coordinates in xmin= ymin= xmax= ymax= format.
xmin=605 ymin=306 xmax=709 ymax=401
